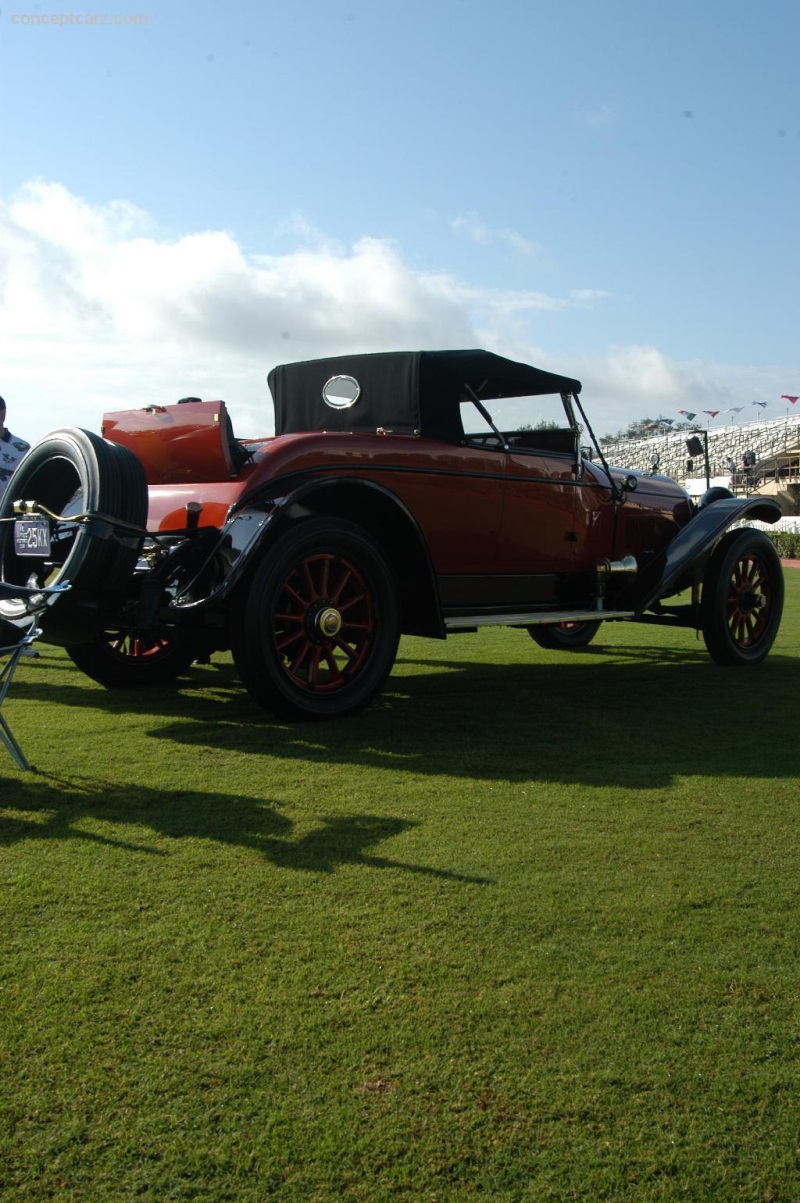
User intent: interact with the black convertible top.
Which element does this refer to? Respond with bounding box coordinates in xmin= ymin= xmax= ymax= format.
xmin=268 ymin=350 xmax=582 ymax=441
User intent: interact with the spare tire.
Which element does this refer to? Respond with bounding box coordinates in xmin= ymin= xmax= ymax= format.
xmin=0 ymin=428 xmax=148 ymax=644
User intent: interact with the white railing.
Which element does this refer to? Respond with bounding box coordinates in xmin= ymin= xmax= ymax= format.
xmin=601 ymin=414 xmax=800 ymax=482
xmin=744 ymin=515 xmax=800 ymax=534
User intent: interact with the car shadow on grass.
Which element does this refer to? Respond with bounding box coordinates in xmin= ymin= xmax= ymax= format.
xmin=0 ymin=776 xmax=491 ymax=882
xmin=6 ymin=645 xmax=799 ymax=790
xmin=164 ymin=653 xmax=799 ymax=789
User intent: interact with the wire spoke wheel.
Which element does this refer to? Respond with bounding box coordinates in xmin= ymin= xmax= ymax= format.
xmin=702 ymin=529 xmax=784 ymax=666
xmin=274 ymin=549 xmax=375 ymax=692
xmin=725 ymin=553 xmax=773 ymax=647
xmin=111 ymin=632 xmax=171 ymax=658
xmin=68 ymin=626 xmax=200 ymax=687
xmin=232 ymin=519 xmax=399 ymax=719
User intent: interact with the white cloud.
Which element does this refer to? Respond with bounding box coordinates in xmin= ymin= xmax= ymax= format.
xmin=463 ymin=337 xmax=797 ymax=437
xmin=0 ymin=182 xmax=475 ymax=441
xmin=450 ymin=210 xmax=540 ymax=257
xmin=0 ymin=181 xmax=793 ymax=448
xmin=501 ymin=228 xmax=540 ymax=257
xmin=562 ymin=347 xmax=799 ymax=436
xmin=450 ymin=211 xmax=491 ymax=245
xmin=570 ymin=288 xmax=613 ymax=304
xmin=580 ymin=103 xmax=616 ymax=128
xmin=603 ymin=345 xmax=687 ymax=399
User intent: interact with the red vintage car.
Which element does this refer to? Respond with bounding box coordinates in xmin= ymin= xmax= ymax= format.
xmin=0 ymin=350 xmax=785 ymax=719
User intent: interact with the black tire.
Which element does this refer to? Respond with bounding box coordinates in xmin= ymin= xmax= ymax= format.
xmin=0 ymin=428 xmax=147 ymax=645
xmin=701 ymin=529 xmax=784 ymax=666
xmin=528 ymin=620 xmax=603 ymax=650
xmin=67 ymin=628 xmax=199 ymax=688
xmin=698 ymin=485 xmax=734 ymax=509
xmin=231 ymin=518 xmax=400 ymax=720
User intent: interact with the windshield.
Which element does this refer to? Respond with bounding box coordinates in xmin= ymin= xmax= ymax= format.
xmin=461 ymin=393 xmax=578 ymax=438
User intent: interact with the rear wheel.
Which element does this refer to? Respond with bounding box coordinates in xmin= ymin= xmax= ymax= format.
xmin=231 ymin=518 xmax=400 ymax=719
xmin=67 ymin=628 xmax=199 ymax=688
xmin=701 ymin=529 xmax=783 ymax=666
xmin=528 ymin=620 xmax=602 ymax=650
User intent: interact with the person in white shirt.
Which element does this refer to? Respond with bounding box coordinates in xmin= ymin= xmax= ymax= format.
xmin=0 ymin=396 xmax=31 ymax=502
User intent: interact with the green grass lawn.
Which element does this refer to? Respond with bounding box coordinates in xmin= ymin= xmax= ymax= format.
xmin=2 ymin=574 xmax=799 ymax=1201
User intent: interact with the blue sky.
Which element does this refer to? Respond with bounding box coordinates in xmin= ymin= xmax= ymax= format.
xmin=1 ymin=0 xmax=798 ymax=443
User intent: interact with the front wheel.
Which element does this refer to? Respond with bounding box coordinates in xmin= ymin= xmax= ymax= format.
xmin=231 ymin=519 xmax=400 ymax=720
xmin=701 ymin=529 xmax=784 ymax=666
xmin=528 ymin=620 xmax=602 ymax=650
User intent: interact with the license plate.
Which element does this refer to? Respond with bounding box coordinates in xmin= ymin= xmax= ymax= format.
xmin=14 ymin=518 xmax=52 ymax=557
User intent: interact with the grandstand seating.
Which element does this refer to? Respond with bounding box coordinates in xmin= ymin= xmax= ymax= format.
xmin=600 ymin=414 xmax=800 ymax=511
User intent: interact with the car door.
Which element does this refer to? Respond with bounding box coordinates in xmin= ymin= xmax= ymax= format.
xmin=496 ymin=439 xmax=580 ymax=605
xmin=391 ymin=439 xmax=506 ymax=609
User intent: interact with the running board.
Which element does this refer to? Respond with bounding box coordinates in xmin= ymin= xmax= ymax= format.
xmin=444 ymin=608 xmax=636 ymax=631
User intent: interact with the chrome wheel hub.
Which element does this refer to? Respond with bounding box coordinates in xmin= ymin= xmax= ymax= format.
xmin=314 ymin=605 xmax=343 ymax=639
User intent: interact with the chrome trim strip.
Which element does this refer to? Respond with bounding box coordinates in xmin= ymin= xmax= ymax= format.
xmin=444 ymin=608 xmax=636 ymax=630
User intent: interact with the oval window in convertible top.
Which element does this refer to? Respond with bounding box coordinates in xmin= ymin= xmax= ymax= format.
xmin=322 ymin=375 xmax=361 ymax=410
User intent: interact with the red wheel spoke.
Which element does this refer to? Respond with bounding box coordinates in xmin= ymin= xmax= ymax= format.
xmin=339 ymin=621 xmax=370 ymax=635
xmin=275 ymin=609 xmax=304 ymax=623
xmin=276 ymin=627 xmax=305 ymax=653
xmin=331 ymin=636 xmax=359 ymax=663
xmin=301 ymin=560 xmax=318 ymax=601
xmin=289 ymin=639 xmax=314 ymax=676
xmin=266 ymin=543 xmax=386 ymax=698
xmin=330 ymin=566 xmax=354 ymax=604
xmin=305 ymin=645 xmax=323 ymax=686
xmin=284 ymin=582 xmax=309 ymax=608
xmin=319 ymin=555 xmax=331 ymax=598
xmin=724 ymin=552 xmax=773 ymax=648
xmin=338 ymin=591 xmax=369 ymax=615
xmin=731 ymin=613 xmax=746 ymax=642
xmin=321 ymin=646 xmax=342 ymax=680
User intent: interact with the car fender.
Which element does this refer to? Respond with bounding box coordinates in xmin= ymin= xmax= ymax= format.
xmin=624 ymin=495 xmax=783 ymax=612
xmin=172 ymin=474 xmax=445 ymax=637
xmin=266 ymin=475 xmax=445 ymax=638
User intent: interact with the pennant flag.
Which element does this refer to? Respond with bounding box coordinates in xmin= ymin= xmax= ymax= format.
xmin=703 ymin=410 xmax=720 ymax=418
xmin=726 ymin=406 xmax=744 ymax=414
xmin=752 ymin=401 xmax=768 ymax=408
xmin=678 ymin=410 xmax=697 ymax=420
xmin=781 ymin=394 xmax=799 ymax=404
xmin=644 ymin=423 xmax=659 ymax=431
